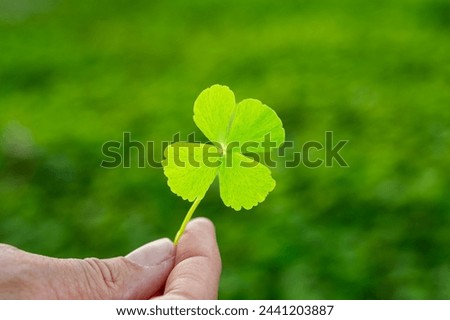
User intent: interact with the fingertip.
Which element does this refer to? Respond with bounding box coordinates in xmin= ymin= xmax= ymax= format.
xmin=184 ymin=217 xmax=217 ymax=239
xmin=160 ymin=217 xmax=222 ymax=299
xmin=175 ymin=218 xmax=217 ymax=253
xmin=121 ymin=238 xmax=176 ymax=299
xmin=126 ymin=238 xmax=175 ymax=267
xmin=189 ymin=216 xmax=214 ymax=224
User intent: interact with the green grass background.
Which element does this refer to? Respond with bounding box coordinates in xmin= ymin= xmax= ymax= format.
xmin=1 ymin=0 xmax=449 ymax=299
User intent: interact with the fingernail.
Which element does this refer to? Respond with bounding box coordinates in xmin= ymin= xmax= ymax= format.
xmin=126 ymin=238 xmax=174 ymax=267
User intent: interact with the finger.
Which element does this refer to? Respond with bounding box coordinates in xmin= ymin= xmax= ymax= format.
xmin=0 ymin=239 xmax=175 ymax=299
xmin=157 ymin=218 xmax=222 ymax=299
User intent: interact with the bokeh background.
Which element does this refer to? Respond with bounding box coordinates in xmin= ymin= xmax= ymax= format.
xmin=1 ymin=0 xmax=449 ymax=299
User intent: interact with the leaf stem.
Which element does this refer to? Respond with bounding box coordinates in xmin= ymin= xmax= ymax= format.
xmin=174 ymin=196 xmax=203 ymax=245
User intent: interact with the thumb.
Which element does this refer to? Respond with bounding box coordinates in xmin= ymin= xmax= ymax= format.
xmin=0 ymin=239 xmax=175 ymax=299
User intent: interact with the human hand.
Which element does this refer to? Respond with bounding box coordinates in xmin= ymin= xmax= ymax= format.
xmin=0 ymin=218 xmax=221 ymax=299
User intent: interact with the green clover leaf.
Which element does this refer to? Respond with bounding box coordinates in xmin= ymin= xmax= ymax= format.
xmin=163 ymin=84 xmax=285 ymax=244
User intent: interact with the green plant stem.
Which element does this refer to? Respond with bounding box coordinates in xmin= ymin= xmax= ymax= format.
xmin=174 ymin=196 xmax=203 ymax=245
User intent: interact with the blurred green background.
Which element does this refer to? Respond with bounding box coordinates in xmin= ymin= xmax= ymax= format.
xmin=1 ymin=0 xmax=449 ymax=299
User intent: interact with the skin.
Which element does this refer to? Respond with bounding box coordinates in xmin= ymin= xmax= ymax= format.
xmin=0 ymin=218 xmax=221 ymax=299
